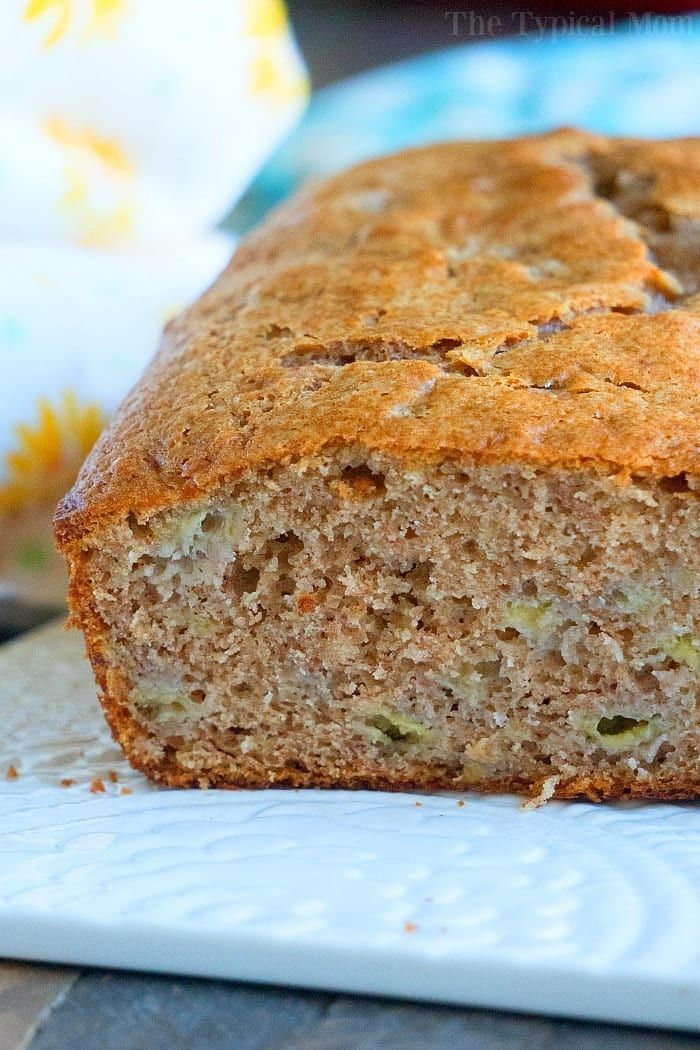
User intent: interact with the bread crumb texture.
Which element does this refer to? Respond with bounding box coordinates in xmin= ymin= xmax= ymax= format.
xmin=55 ymin=130 xmax=700 ymax=799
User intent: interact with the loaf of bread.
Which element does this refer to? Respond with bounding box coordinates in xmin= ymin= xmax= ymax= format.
xmin=55 ymin=129 xmax=700 ymax=799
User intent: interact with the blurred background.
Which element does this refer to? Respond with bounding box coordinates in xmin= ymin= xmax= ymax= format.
xmin=1 ymin=0 xmax=698 ymax=640
xmin=290 ymin=0 xmax=700 ymax=87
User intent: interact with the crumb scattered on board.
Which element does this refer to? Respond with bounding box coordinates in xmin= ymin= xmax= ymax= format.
xmin=404 ymin=921 xmax=418 ymax=934
xmin=521 ymin=775 xmax=560 ymax=811
xmin=53 ymin=773 xmax=133 ymax=793
xmin=5 ymin=764 xmax=18 ymax=781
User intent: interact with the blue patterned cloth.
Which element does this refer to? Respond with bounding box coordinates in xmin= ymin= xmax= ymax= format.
xmin=233 ymin=19 xmax=700 ymax=231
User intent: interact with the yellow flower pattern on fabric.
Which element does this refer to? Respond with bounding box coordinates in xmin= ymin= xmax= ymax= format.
xmin=44 ymin=117 xmax=133 ymax=176
xmin=59 ymin=166 xmax=135 ymax=246
xmin=248 ymin=0 xmax=309 ymax=107
xmin=248 ymin=0 xmax=288 ymax=37
xmin=250 ymin=54 xmax=309 ymax=106
xmin=23 ymin=0 xmax=71 ymax=48
xmin=0 ymin=391 xmax=105 ymax=513
xmin=85 ymin=0 xmax=126 ymax=41
xmin=44 ymin=118 xmax=135 ymax=245
xmin=23 ymin=0 xmax=127 ymax=48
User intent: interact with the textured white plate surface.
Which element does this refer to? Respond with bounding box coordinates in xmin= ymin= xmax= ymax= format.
xmin=1 ymin=622 xmax=700 ymax=1031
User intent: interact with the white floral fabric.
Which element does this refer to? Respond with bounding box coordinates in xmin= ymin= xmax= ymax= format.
xmin=0 ymin=0 xmax=307 ymax=608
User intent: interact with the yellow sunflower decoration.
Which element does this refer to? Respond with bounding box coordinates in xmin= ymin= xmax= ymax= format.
xmin=0 ymin=392 xmax=105 ymax=604
xmin=0 ymin=390 xmax=104 ymax=513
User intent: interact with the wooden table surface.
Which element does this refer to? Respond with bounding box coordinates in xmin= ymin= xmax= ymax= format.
xmin=3 ymin=963 xmax=700 ymax=1050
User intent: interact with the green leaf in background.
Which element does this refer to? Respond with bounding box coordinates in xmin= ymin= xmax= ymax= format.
xmin=16 ymin=540 xmax=50 ymax=573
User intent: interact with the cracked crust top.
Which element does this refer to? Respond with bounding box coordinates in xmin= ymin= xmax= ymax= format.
xmin=56 ymin=129 xmax=700 ymax=548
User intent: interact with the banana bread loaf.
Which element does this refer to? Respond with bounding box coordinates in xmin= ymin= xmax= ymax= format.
xmin=55 ymin=129 xmax=700 ymax=799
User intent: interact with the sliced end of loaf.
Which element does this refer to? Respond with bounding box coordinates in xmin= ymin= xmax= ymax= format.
xmin=65 ymin=455 xmax=700 ymax=797
xmin=67 ymin=456 xmax=700 ymax=799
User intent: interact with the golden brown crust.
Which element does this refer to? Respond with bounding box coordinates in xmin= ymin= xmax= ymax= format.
xmin=56 ymin=129 xmax=700 ymax=550
xmin=55 ymin=130 xmax=700 ymax=800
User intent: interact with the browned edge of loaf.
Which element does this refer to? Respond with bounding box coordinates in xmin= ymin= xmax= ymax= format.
xmin=54 ymin=128 xmax=700 ymax=799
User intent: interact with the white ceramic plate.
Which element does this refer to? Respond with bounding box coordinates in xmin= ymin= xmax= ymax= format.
xmin=1 ymin=622 xmax=700 ymax=1031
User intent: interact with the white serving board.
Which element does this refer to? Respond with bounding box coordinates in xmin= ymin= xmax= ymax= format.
xmin=1 ymin=622 xmax=700 ymax=1031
